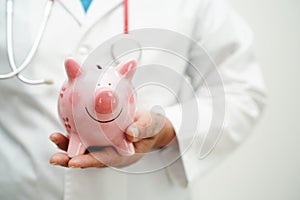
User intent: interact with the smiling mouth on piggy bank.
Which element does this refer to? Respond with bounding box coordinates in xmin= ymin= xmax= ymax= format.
xmin=85 ymin=107 xmax=123 ymax=123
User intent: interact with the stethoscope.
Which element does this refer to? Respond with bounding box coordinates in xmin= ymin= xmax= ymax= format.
xmin=0 ymin=0 xmax=134 ymax=85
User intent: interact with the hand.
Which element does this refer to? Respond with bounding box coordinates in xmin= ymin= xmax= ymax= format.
xmin=49 ymin=110 xmax=175 ymax=168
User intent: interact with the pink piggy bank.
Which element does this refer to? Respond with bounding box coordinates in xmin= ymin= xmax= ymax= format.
xmin=58 ymin=58 xmax=137 ymax=157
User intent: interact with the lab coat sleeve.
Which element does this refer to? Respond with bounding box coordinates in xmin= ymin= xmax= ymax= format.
xmin=162 ymin=0 xmax=267 ymax=186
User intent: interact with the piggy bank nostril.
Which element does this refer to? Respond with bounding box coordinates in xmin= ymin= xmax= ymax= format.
xmin=95 ymin=91 xmax=119 ymax=114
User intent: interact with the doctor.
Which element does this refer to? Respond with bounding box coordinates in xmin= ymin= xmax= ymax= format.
xmin=0 ymin=0 xmax=266 ymax=200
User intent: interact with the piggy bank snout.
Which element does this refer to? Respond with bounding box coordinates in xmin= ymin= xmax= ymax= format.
xmin=95 ymin=91 xmax=119 ymax=114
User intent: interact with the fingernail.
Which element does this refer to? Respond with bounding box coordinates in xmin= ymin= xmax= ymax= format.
xmin=121 ymin=148 xmax=135 ymax=156
xmin=50 ymin=161 xmax=57 ymax=165
xmin=123 ymin=140 xmax=135 ymax=156
xmin=129 ymin=143 xmax=135 ymax=155
xmin=130 ymin=126 xmax=139 ymax=138
xmin=50 ymin=136 xmax=57 ymax=143
xmin=68 ymin=162 xmax=77 ymax=168
xmin=69 ymin=160 xmax=79 ymax=168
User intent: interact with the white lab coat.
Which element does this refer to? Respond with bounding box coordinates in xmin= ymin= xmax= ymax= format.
xmin=0 ymin=0 xmax=266 ymax=200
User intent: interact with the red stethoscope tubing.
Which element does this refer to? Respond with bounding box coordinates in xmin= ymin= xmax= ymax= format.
xmin=124 ymin=0 xmax=129 ymax=34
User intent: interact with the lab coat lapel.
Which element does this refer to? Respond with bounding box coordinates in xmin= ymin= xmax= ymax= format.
xmin=57 ymin=0 xmax=85 ymax=25
xmin=81 ymin=0 xmax=123 ymax=31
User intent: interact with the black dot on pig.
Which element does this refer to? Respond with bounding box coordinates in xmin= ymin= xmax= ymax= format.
xmin=97 ymin=65 xmax=102 ymax=70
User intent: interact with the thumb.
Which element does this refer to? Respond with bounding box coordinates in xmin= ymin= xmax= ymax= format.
xmin=126 ymin=124 xmax=141 ymax=142
xmin=125 ymin=112 xmax=166 ymax=142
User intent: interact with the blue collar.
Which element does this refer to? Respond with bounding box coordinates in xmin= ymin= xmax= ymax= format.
xmin=80 ymin=0 xmax=93 ymax=13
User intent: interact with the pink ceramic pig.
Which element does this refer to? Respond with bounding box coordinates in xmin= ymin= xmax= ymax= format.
xmin=58 ymin=58 xmax=137 ymax=157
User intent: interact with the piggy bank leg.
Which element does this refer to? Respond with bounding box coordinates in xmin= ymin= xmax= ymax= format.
xmin=114 ymin=138 xmax=135 ymax=156
xmin=68 ymin=133 xmax=86 ymax=158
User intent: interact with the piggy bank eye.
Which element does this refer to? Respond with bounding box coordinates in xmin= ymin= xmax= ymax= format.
xmin=97 ymin=65 xmax=102 ymax=70
xmin=108 ymin=83 xmax=112 ymax=86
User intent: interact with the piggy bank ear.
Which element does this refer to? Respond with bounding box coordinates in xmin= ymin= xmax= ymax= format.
xmin=65 ymin=58 xmax=81 ymax=80
xmin=118 ymin=59 xmax=137 ymax=80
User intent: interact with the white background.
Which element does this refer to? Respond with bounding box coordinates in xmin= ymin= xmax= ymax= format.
xmin=191 ymin=0 xmax=300 ymax=199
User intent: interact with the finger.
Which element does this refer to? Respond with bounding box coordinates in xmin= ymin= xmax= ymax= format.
xmin=90 ymin=147 xmax=140 ymax=168
xmin=69 ymin=147 xmax=130 ymax=168
xmin=125 ymin=110 xmax=151 ymax=141
xmin=134 ymin=137 xmax=157 ymax=154
xmin=49 ymin=152 xmax=70 ymax=167
xmin=125 ymin=125 xmax=142 ymax=142
xmin=134 ymin=110 xmax=152 ymax=127
xmin=50 ymin=132 xmax=69 ymax=151
xmin=126 ymin=113 xmax=166 ymax=141
xmin=68 ymin=154 xmax=106 ymax=168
